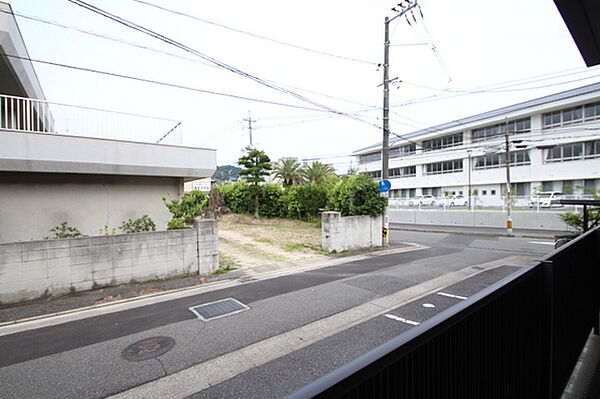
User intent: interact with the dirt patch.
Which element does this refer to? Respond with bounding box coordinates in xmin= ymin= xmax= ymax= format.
xmin=218 ymin=214 xmax=324 ymax=270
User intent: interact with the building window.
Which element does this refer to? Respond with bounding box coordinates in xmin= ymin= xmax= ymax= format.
xmin=424 ymin=159 xmax=463 ymax=175
xmin=473 ymin=150 xmax=530 ymax=170
xmin=368 ymin=170 xmax=382 ymax=179
xmin=422 ymin=133 xmax=463 ymax=152
xmin=543 ymin=101 xmax=600 ymax=128
xmin=490 ymin=190 xmax=496 ymax=195
xmin=359 ymin=151 xmax=381 ymax=164
xmin=389 ymin=144 xmax=416 ymax=159
xmin=472 ymin=118 xmax=530 ymax=142
xmin=545 ymin=140 xmax=600 ymax=163
xmin=482 ymin=190 xmax=487 ymax=195
xmin=389 ymin=165 xmax=416 ymax=178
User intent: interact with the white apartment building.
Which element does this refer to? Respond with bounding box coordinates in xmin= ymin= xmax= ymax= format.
xmin=354 ymin=82 xmax=600 ymax=207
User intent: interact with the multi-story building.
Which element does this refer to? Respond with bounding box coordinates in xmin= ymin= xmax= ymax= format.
xmin=0 ymin=2 xmax=216 ymax=242
xmin=354 ymin=82 xmax=600 ymax=206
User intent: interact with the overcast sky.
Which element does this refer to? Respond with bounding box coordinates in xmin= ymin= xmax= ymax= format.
xmin=7 ymin=0 xmax=600 ymax=171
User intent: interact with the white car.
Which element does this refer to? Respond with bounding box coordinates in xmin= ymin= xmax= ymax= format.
xmin=408 ymin=195 xmax=436 ymax=207
xmin=437 ymin=195 xmax=468 ymax=207
xmin=529 ymin=192 xmax=563 ymax=208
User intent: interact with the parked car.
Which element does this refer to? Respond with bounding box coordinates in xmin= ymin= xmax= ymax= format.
xmin=529 ymin=191 xmax=563 ymax=208
xmin=408 ymin=195 xmax=436 ymax=207
xmin=437 ymin=195 xmax=469 ymax=207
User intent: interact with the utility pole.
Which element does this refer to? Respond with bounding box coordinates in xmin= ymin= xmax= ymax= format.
xmin=382 ymin=1 xmax=418 ymax=246
xmin=467 ymin=150 xmax=472 ymax=210
xmin=243 ymin=111 xmax=255 ymax=147
xmin=505 ymin=130 xmax=513 ymax=235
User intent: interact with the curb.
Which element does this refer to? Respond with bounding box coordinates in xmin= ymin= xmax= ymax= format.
xmin=390 ymin=225 xmax=559 ymax=240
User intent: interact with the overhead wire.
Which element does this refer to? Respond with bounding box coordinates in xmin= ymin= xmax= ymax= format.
xmin=65 ymin=0 xmax=387 ymax=133
xmin=131 ymin=0 xmax=379 ymax=66
xmin=0 ymin=52 xmax=329 ymax=112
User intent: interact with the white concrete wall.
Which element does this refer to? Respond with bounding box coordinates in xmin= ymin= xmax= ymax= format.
xmin=389 ymin=209 xmax=569 ymax=231
xmin=0 ymin=219 xmax=218 ymax=304
xmin=322 ymin=212 xmax=382 ymax=252
xmin=0 ymin=172 xmax=182 ymax=243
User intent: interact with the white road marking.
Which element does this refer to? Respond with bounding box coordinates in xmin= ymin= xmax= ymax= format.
xmin=422 ymin=303 xmax=435 ymax=308
xmin=437 ymin=292 xmax=468 ymax=300
xmin=384 ymin=314 xmax=420 ymax=326
xmin=528 ymin=241 xmax=555 ymax=246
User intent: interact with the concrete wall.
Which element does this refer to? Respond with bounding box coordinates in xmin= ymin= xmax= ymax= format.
xmin=0 ymin=219 xmax=218 ymax=304
xmin=322 ymin=212 xmax=382 ymax=252
xmin=0 ymin=172 xmax=182 ymax=243
xmin=389 ymin=209 xmax=569 ymax=231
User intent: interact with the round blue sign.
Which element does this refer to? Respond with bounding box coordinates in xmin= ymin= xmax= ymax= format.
xmin=378 ymin=179 xmax=391 ymax=192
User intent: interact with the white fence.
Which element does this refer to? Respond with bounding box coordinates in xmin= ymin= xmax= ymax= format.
xmin=0 ymin=94 xmax=182 ymax=145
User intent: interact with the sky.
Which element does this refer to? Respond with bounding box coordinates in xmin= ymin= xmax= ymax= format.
xmin=5 ymin=0 xmax=600 ymax=172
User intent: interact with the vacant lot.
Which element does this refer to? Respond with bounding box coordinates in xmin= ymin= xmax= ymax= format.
xmin=218 ymin=214 xmax=324 ymax=269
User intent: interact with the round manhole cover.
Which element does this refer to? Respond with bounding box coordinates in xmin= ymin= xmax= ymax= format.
xmin=121 ymin=336 xmax=176 ymax=362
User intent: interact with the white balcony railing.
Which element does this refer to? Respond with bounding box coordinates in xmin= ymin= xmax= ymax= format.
xmin=0 ymin=94 xmax=182 ymax=145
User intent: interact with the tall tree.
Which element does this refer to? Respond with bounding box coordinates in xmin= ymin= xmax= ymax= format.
xmin=272 ymin=158 xmax=305 ymax=187
xmin=238 ymin=146 xmax=272 ymax=217
xmin=301 ymin=161 xmax=337 ymax=185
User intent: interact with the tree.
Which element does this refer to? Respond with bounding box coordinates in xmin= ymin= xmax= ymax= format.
xmin=238 ymin=146 xmax=272 ymax=217
xmin=329 ymin=174 xmax=387 ymax=217
xmin=272 ymin=158 xmax=305 ymax=187
xmin=301 ymin=161 xmax=337 ymax=185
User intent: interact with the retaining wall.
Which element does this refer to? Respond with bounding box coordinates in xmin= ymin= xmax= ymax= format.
xmin=322 ymin=212 xmax=382 ymax=252
xmin=0 ymin=218 xmax=218 ymax=304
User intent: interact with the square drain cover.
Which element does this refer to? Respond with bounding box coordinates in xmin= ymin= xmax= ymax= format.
xmin=189 ymin=298 xmax=249 ymax=321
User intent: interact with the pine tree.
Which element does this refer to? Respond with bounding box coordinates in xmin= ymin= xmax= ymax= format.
xmin=238 ymin=146 xmax=272 ymax=217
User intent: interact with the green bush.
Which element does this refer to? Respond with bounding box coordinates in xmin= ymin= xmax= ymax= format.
xmin=329 ymin=174 xmax=387 ymax=217
xmin=221 ymin=182 xmax=254 ymax=215
xmin=163 ymin=190 xmax=208 ymax=228
xmin=258 ymin=184 xmax=285 ymax=218
xmin=120 ymin=215 xmax=156 ymax=233
xmin=282 ymin=184 xmax=329 ymax=220
xmin=46 ymin=221 xmax=84 ymax=239
xmin=167 ymin=218 xmax=191 ymax=230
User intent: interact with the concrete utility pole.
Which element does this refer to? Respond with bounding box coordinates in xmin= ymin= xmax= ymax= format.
xmin=382 ymin=1 xmax=419 ymax=246
xmin=243 ymin=111 xmax=256 ymax=146
xmin=504 ymin=130 xmax=513 ymax=235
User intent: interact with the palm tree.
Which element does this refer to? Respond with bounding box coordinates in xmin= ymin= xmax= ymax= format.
xmin=301 ymin=161 xmax=337 ymax=185
xmin=272 ymin=158 xmax=305 ymax=187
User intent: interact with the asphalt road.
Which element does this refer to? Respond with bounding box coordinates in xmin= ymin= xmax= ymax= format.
xmin=0 ymin=230 xmax=553 ymax=399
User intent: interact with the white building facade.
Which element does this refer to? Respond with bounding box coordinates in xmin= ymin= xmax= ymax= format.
xmin=354 ymin=83 xmax=600 ymax=207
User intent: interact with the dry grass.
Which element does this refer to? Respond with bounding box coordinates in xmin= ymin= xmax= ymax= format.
xmin=217 ymin=214 xmax=323 ymax=270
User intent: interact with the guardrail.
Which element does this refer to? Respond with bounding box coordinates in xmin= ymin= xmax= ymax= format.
xmin=288 ymin=227 xmax=600 ymax=399
xmin=0 ymin=94 xmax=182 ymax=145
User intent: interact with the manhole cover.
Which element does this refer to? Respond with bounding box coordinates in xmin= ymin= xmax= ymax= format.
xmin=189 ymin=298 xmax=249 ymax=321
xmin=121 ymin=336 xmax=176 ymax=362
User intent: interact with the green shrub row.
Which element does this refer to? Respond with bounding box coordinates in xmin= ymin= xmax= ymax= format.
xmin=220 ymin=174 xmax=386 ymax=220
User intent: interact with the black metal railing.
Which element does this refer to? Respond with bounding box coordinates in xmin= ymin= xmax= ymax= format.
xmin=288 ymin=228 xmax=600 ymax=399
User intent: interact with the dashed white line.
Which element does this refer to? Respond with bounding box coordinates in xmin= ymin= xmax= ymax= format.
xmin=528 ymin=241 xmax=555 ymax=246
xmin=384 ymin=314 xmax=420 ymax=326
xmin=437 ymin=292 xmax=468 ymax=300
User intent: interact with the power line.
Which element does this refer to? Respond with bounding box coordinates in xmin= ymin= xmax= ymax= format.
xmin=65 ymin=0 xmax=383 ymax=131
xmin=131 ymin=0 xmax=379 ymax=66
xmin=0 ymin=52 xmax=328 ymax=112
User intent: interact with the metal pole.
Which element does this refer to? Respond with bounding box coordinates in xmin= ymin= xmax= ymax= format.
xmin=505 ymin=131 xmax=513 ymax=235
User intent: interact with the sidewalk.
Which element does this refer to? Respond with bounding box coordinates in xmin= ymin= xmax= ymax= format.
xmin=0 ymin=242 xmax=420 ymax=325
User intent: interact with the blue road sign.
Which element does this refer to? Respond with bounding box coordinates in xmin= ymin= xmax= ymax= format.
xmin=378 ymin=179 xmax=391 ymax=192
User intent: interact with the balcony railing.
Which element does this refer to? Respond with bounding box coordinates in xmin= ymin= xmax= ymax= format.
xmin=0 ymin=94 xmax=182 ymax=145
xmin=288 ymin=227 xmax=600 ymax=399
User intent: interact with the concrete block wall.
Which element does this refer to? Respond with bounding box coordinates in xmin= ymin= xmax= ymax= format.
xmin=0 ymin=219 xmax=219 ymax=304
xmin=389 ymin=209 xmax=569 ymax=231
xmin=322 ymin=212 xmax=382 ymax=252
